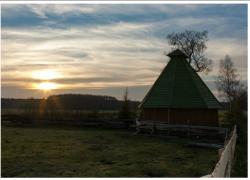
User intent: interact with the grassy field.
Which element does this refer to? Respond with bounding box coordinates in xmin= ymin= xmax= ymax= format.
xmin=2 ymin=125 xmax=218 ymax=177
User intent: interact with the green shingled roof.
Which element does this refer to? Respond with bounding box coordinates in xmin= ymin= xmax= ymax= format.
xmin=140 ymin=49 xmax=221 ymax=109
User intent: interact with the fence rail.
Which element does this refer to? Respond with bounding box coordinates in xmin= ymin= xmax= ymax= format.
xmin=202 ymin=125 xmax=237 ymax=177
xmin=137 ymin=120 xmax=228 ymax=132
xmin=136 ymin=120 xmax=228 ymax=143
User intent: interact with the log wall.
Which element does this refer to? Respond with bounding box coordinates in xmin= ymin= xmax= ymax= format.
xmin=140 ymin=108 xmax=218 ymax=126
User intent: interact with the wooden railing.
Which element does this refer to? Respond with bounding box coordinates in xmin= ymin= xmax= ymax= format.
xmin=136 ymin=120 xmax=228 ymax=132
xmin=136 ymin=120 xmax=228 ymax=141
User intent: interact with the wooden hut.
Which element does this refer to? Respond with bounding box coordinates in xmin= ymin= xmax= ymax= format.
xmin=138 ymin=49 xmax=221 ymax=127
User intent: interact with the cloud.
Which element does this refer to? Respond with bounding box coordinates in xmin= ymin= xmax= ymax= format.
xmin=31 ymin=5 xmax=95 ymax=18
xmin=17 ymin=4 xmax=200 ymax=19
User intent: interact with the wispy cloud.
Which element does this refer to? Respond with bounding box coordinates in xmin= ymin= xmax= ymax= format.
xmin=28 ymin=5 xmax=95 ymax=18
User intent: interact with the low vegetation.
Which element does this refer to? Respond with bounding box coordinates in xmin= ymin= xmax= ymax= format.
xmin=2 ymin=125 xmax=217 ymax=177
xmin=231 ymin=114 xmax=247 ymax=177
xmin=219 ymin=110 xmax=247 ymax=177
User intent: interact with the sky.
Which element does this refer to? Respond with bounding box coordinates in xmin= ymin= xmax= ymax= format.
xmin=1 ymin=4 xmax=248 ymax=101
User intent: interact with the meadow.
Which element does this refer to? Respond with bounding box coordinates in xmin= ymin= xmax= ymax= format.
xmin=2 ymin=124 xmax=217 ymax=177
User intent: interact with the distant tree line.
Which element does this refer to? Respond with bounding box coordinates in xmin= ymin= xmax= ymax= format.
xmin=2 ymin=94 xmax=140 ymax=111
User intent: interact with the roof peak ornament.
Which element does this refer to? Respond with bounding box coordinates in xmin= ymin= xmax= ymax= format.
xmin=167 ymin=49 xmax=188 ymax=58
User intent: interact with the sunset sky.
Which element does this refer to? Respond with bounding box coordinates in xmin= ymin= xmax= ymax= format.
xmin=1 ymin=4 xmax=247 ymax=101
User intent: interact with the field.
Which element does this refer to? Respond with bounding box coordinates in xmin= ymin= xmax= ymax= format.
xmin=2 ymin=125 xmax=218 ymax=177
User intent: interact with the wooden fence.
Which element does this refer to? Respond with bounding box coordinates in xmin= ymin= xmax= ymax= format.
xmin=136 ymin=120 xmax=228 ymax=143
xmin=202 ymin=125 xmax=237 ymax=177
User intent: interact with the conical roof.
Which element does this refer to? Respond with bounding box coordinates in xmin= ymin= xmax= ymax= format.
xmin=139 ymin=49 xmax=221 ymax=109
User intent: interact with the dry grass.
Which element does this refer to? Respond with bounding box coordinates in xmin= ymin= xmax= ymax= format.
xmin=2 ymin=124 xmax=217 ymax=177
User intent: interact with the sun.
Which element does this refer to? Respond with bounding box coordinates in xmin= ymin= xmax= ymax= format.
xmin=31 ymin=70 xmax=61 ymax=91
xmin=34 ymin=82 xmax=58 ymax=91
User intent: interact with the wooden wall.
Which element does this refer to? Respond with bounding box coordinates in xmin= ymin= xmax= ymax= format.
xmin=139 ymin=108 xmax=218 ymax=126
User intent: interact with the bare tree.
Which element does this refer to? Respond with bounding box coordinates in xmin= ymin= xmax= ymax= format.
xmin=216 ymin=55 xmax=240 ymax=108
xmin=166 ymin=30 xmax=212 ymax=73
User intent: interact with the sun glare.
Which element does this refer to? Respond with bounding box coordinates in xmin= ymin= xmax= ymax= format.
xmin=34 ymin=82 xmax=58 ymax=91
xmin=32 ymin=70 xmax=60 ymax=80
